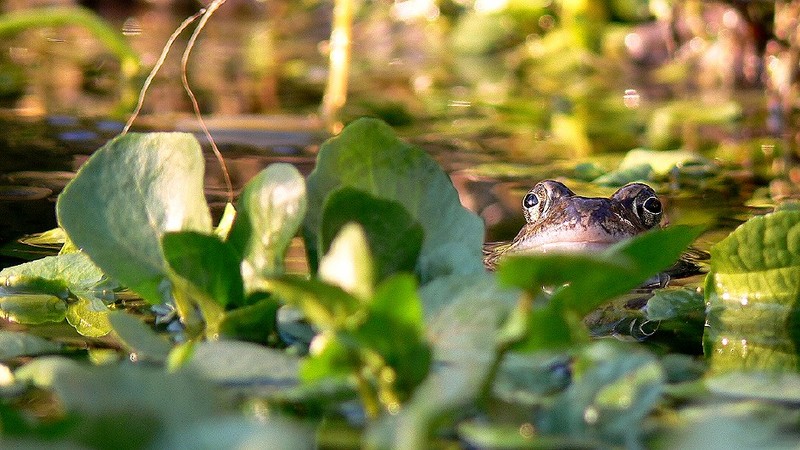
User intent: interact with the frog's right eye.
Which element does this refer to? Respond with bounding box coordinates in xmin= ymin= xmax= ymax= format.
xmin=523 ymin=192 xmax=539 ymax=209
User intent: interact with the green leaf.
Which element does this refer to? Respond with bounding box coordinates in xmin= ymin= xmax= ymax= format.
xmin=318 ymin=223 xmax=374 ymax=302
xmin=0 ymin=331 xmax=61 ymax=360
xmin=704 ymin=210 xmax=800 ymax=372
xmin=182 ymin=340 xmax=299 ymax=388
xmin=355 ymin=274 xmax=431 ymax=398
xmin=15 ymin=356 xmax=215 ymax=436
xmin=0 ymin=253 xmax=115 ymax=332
xmin=218 ymin=295 xmax=280 ymax=344
xmin=498 ymin=225 xmax=703 ymax=316
xmin=162 ymin=231 xmax=245 ymax=309
xmin=366 ymin=274 xmax=517 ymax=448
xmin=321 ymin=187 xmax=423 ymax=283
xmin=66 ymin=295 xmax=112 ymax=338
xmin=108 ymin=311 xmax=171 ymax=364
xmin=304 ymin=118 xmax=484 ymax=283
xmin=57 ymin=132 xmax=212 ymax=305
xmin=0 ymin=294 xmax=66 ymax=325
xmin=539 ymin=342 xmax=665 ymax=446
xmin=227 ymin=164 xmax=307 ymax=292
xmin=155 ymin=416 xmax=316 ymax=450
xmin=268 ymin=276 xmax=361 ymax=332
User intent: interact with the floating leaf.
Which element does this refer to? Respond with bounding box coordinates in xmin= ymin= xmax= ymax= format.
xmin=227 ymin=164 xmax=307 ymax=292
xmin=704 ymin=210 xmax=800 ymax=372
xmin=57 ymin=132 xmax=212 ymax=305
xmin=304 ymin=118 xmax=484 ymax=283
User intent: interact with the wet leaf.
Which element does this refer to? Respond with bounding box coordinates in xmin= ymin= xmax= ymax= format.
xmin=704 ymin=210 xmax=800 ymax=372
xmin=0 ymin=294 xmax=66 ymax=324
xmin=227 ymin=164 xmax=307 ymax=292
xmin=304 ymin=118 xmax=484 ymax=283
xmin=321 ymin=187 xmax=423 ymax=284
xmin=65 ymin=295 xmax=112 ymax=338
xmin=57 ymin=132 xmax=212 ymax=305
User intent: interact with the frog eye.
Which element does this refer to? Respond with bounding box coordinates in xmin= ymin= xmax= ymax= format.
xmin=636 ymin=195 xmax=662 ymax=228
xmin=523 ymin=192 xmax=539 ymax=209
xmin=522 ymin=180 xmax=573 ymax=223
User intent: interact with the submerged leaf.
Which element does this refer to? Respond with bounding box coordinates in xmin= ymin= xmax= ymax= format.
xmin=304 ymin=118 xmax=484 ymax=283
xmin=57 ymin=132 xmax=212 ymax=305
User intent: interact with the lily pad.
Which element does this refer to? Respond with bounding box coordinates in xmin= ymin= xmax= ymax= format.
xmin=304 ymin=118 xmax=484 ymax=283
xmin=57 ymin=132 xmax=212 ymax=305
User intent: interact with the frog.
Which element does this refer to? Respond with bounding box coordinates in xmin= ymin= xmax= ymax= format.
xmin=483 ymin=180 xmax=663 ymax=269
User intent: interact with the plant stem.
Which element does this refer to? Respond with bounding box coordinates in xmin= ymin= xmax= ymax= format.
xmin=355 ymin=369 xmax=380 ymax=420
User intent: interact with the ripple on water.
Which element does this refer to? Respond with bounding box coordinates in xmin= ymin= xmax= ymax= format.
xmin=0 ymin=185 xmax=52 ymax=201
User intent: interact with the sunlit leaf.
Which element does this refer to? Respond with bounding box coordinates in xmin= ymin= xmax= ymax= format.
xmin=318 ymin=223 xmax=374 ymax=302
xmin=304 ymin=118 xmax=484 ymax=283
xmin=227 ymin=164 xmax=307 ymax=292
xmin=57 ymin=132 xmax=212 ymax=304
xmin=162 ymin=231 xmax=245 ymax=309
xmin=321 ymin=187 xmax=423 ymax=284
xmin=704 ymin=210 xmax=800 ymax=372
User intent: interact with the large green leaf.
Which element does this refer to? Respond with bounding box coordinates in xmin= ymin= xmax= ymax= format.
xmin=321 ymin=187 xmax=423 ymax=284
xmin=57 ymin=132 xmax=212 ymax=305
xmin=162 ymin=231 xmax=245 ymax=309
xmin=704 ymin=210 xmax=800 ymax=372
xmin=0 ymin=331 xmax=61 ymax=360
xmin=304 ymin=118 xmax=484 ymax=283
xmin=227 ymin=163 xmax=307 ymax=292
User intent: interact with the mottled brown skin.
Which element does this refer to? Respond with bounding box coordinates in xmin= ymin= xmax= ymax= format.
xmin=484 ymin=180 xmax=663 ymax=269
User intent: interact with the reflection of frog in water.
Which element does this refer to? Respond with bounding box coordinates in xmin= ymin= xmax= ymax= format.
xmin=483 ymin=180 xmax=663 ymax=270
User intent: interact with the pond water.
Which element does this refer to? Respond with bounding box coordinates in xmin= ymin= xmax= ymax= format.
xmin=0 ymin=1 xmax=791 ymax=267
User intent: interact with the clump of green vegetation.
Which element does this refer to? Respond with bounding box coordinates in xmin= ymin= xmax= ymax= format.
xmin=1 ymin=118 xmax=799 ymax=447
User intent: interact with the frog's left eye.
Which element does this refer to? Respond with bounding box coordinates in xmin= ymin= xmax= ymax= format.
xmin=637 ymin=195 xmax=662 ymax=228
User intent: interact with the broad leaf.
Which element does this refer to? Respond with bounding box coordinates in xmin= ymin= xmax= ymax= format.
xmin=182 ymin=340 xmax=299 ymax=388
xmin=227 ymin=164 xmax=307 ymax=291
xmin=162 ymin=231 xmax=245 ymax=309
xmin=57 ymin=132 xmax=212 ymax=305
xmin=321 ymin=187 xmax=423 ymax=283
xmin=704 ymin=210 xmax=800 ymax=372
xmin=268 ymin=276 xmax=361 ymax=332
xmin=539 ymin=342 xmax=665 ymax=447
xmin=304 ymin=118 xmax=484 ymax=283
